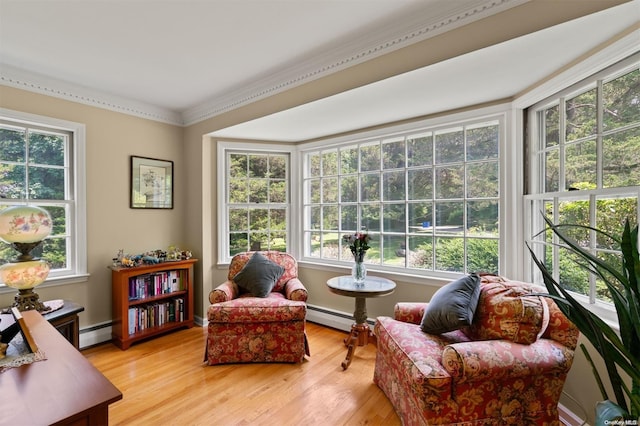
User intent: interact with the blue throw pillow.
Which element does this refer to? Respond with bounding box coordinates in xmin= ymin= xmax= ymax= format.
xmin=233 ymin=252 xmax=285 ymax=297
xmin=420 ymin=273 xmax=481 ymax=334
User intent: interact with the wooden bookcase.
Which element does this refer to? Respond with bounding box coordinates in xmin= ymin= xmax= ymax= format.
xmin=110 ymin=258 xmax=197 ymax=350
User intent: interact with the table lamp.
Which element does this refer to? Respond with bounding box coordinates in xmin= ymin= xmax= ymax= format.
xmin=0 ymin=205 xmax=53 ymax=312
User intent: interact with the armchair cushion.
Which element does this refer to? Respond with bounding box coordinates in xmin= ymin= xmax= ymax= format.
xmin=466 ymin=278 xmax=548 ymax=345
xmin=420 ymin=273 xmax=481 ymax=334
xmin=233 ymin=252 xmax=284 ymax=297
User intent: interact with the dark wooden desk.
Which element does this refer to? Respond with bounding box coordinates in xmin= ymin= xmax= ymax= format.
xmin=0 ymin=310 xmax=122 ymax=425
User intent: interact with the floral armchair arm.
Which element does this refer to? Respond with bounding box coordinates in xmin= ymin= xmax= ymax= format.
xmin=284 ymin=278 xmax=308 ymax=302
xmin=442 ymin=339 xmax=575 ymax=384
xmin=394 ymin=302 xmax=428 ymax=325
xmin=209 ymin=280 xmax=240 ymax=304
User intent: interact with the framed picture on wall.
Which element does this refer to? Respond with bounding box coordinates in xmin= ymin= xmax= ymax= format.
xmin=130 ymin=156 xmax=174 ymax=209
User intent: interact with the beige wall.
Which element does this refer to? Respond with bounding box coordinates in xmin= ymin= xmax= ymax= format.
xmin=0 ymin=85 xmax=185 ymax=326
xmin=0 ymin=1 xmax=632 ymax=423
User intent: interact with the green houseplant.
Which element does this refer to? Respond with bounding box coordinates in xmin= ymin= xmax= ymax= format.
xmin=527 ymin=216 xmax=639 ymax=425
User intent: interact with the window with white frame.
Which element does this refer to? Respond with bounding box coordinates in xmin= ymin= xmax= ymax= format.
xmin=218 ymin=144 xmax=291 ymax=261
xmin=0 ymin=109 xmax=87 ymax=284
xmin=302 ymin=117 xmax=501 ymax=275
xmin=525 ymin=55 xmax=640 ymax=308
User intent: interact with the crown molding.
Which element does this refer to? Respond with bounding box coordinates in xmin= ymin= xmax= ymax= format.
xmin=0 ymin=64 xmax=184 ymax=126
xmin=182 ymin=0 xmax=526 ymax=126
xmin=1 ymin=0 xmax=525 ymax=128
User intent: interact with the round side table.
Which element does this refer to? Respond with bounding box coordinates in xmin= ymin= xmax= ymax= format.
xmin=326 ymin=275 xmax=396 ymax=370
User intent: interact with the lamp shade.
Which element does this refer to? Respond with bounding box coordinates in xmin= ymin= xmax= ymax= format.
xmin=0 ymin=260 xmax=50 ymax=290
xmin=0 ymin=205 xmax=53 ymax=244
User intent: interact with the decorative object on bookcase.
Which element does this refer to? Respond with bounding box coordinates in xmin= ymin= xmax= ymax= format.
xmin=0 ymin=205 xmax=53 ymax=312
xmin=110 ymin=258 xmax=196 ymax=350
xmin=112 ymin=246 xmax=192 ymax=268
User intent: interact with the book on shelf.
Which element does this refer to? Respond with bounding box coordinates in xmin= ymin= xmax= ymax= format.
xmin=127 ymin=270 xmax=186 ymax=301
xmin=127 ymin=297 xmax=186 ymax=335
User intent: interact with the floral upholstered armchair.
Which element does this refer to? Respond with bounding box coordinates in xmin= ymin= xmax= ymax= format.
xmin=374 ymin=274 xmax=579 ymax=425
xmin=204 ymin=251 xmax=309 ymax=365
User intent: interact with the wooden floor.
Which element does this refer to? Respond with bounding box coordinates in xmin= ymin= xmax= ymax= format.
xmin=82 ymin=322 xmax=401 ymax=426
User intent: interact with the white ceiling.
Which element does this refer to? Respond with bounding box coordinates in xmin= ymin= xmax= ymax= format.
xmin=1 ymin=0 xmax=639 ymax=141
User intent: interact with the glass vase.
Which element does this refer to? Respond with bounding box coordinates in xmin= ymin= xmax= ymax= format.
xmin=352 ymin=253 xmax=366 ymax=285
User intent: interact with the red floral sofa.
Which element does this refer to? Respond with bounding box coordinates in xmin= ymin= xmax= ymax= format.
xmin=204 ymin=251 xmax=309 ymax=364
xmin=373 ymin=275 xmax=579 ymax=425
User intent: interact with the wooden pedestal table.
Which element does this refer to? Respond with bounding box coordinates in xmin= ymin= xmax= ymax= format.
xmin=326 ymin=275 xmax=396 ymax=370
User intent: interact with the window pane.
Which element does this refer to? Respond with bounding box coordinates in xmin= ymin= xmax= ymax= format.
xmin=467 ymin=124 xmax=498 ymax=160
xmin=229 ymin=154 xmax=247 ymax=177
xmin=361 ymin=204 xmax=380 ymax=231
xmin=340 ymin=146 xmax=358 ymax=174
xmin=467 ymin=200 xmax=498 ymax=236
xmin=383 ymin=235 xmax=405 ymax=266
xmin=229 ymin=208 xmax=248 ymax=231
xmin=558 ymin=246 xmax=590 ymax=296
xmin=270 ymin=155 xmax=287 ymax=179
xmin=322 ymin=177 xmax=338 ymax=203
xmin=340 ymin=176 xmax=357 ymax=202
xmin=566 ymin=88 xmax=597 ymax=141
xmin=249 ymin=155 xmax=267 ymax=177
xmin=230 ymin=233 xmax=249 ymax=255
xmin=383 ymin=170 xmax=404 ymax=201
xmin=435 ymin=165 xmax=464 ymax=199
xmin=270 ymin=231 xmax=286 ymax=251
xmin=248 ymin=179 xmax=267 ymax=203
xmin=544 ymin=106 xmax=559 ymax=148
xmin=435 ymin=237 xmax=464 ymax=272
xmin=322 ymin=150 xmax=338 ymax=175
xmin=0 ymin=164 xmax=26 ymax=199
xmin=407 ymin=235 xmax=432 ymax=269
xmin=309 ymin=153 xmax=321 ymax=177
xmin=407 ymin=133 xmax=432 ymax=167
xmin=565 ymin=139 xmax=596 ymax=190
xmin=29 ymin=131 xmax=65 ymax=166
xmin=603 ymin=126 xmax=640 ymax=188
xmin=383 ymin=203 xmax=405 ymax=232
xmin=249 ymin=208 xmax=268 ymax=230
xmin=467 ymin=238 xmax=498 ymax=273
xmin=408 ymin=168 xmax=432 ymax=200
xmin=309 ymin=179 xmax=320 ymax=203
xmin=42 ymin=236 xmax=67 ymax=269
xmin=0 ymin=126 xmax=26 ymax=162
xmin=603 ymin=68 xmax=640 ymax=131
xmin=269 ymin=180 xmax=286 ymax=203
xmin=270 ymin=209 xmax=286 ymax=230
xmin=596 ymin=196 xmax=637 ymax=249
xmin=361 ymin=173 xmax=380 ymax=202
xmin=360 ymin=143 xmax=380 ymax=171
xmin=29 ymin=166 xmax=65 ymax=200
xmin=435 ymin=201 xmax=463 ymax=235
xmin=309 ymin=206 xmax=320 ymax=230
xmin=408 ymin=202 xmax=432 ymax=231
xmin=229 ymin=179 xmax=248 ymax=203
xmin=382 ymin=138 xmax=405 ymax=169
xmin=435 ymin=128 xmax=463 ymax=164
xmin=322 ymin=232 xmax=340 ymax=260
xmin=323 ymin=205 xmax=338 ymax=230
xmin=545 ymin=149 xmax=559 ymax=192
xmin=467 ymin=161 xmax=498 ymax=198
xmin=341 ymin=205 xmax=357 ymax=231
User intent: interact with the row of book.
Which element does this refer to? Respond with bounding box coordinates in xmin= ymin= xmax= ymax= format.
xmin=128 ymin=298 xmax=185 ymax=335
xmin=128 ymin=270 xmax=186 ymax=300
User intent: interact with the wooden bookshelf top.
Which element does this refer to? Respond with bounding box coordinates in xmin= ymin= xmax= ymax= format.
xmin=109 ymin=258 xmax=198 ymax=273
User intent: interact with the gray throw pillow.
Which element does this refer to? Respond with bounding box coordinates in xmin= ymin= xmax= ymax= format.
xmin=420 ymin=273 xmax=481 ymax=334
xmin=233 ymin=252 xmax=285 ymax=297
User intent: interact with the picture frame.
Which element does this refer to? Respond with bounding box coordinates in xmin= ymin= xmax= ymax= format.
xmin=10 ymin=307 xmax=38 ymax=353
xmin=130 ymin=156 xmax=174 ymax=209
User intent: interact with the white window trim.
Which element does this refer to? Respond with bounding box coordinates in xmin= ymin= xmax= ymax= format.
xmin=519 ymin=33 xmax=640 ymax=326
xmin=0 ymin=108 xmax=88 ymax=291
xmin=296 ymin=103 xmax=516 ymax=281
xmin=216 ymin=140 xmax=298 ymax=265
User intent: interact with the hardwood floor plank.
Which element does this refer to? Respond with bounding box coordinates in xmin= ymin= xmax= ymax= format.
xmin=82 ymin=322 xmax=401 ymax=426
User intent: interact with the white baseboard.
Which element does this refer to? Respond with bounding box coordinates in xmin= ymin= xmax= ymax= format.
xmin=559 ymin=402 xmax=587 ymax=426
